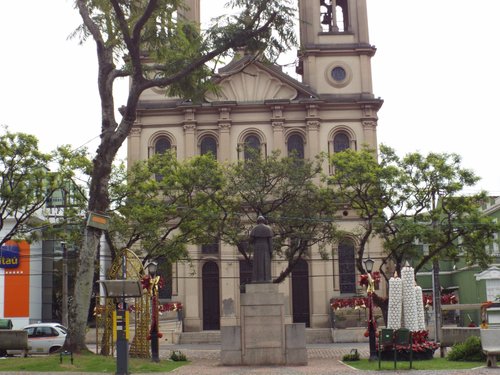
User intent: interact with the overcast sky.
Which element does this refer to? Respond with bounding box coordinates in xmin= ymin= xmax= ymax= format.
xmin=1 ymin=1 xmax=499 ymax=195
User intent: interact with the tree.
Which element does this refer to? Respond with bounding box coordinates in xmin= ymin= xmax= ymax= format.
xmin=0 ymin=129 xmax=86 ymax=245
xmin=68 ymin=0 xmax=297 ymax=351
xmin=212 ymin=151 xmax=341 ymax=283
xmin=329 ymin=146 xmax=500 ymax=321
xmin=106 ymin=152 xmax=224 ymax=262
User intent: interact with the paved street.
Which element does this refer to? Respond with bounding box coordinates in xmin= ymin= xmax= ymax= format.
xmin=1 ymin=342 xmax=497 ymax=375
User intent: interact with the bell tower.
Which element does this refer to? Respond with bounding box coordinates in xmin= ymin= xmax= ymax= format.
xmin=297 ymin=0 xmax=375 ymax=98
xmin=178 ymin=0 xmax=200 ymax=24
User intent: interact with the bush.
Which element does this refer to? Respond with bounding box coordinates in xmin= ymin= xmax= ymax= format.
xmin=342 ymin=350 xmax=360 ymax=361
xmin=447 ymin=336 xmax=485 ymax=362
xmin=169 ymin=350 xmax=187 ymax=361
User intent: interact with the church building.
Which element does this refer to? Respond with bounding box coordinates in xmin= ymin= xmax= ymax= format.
xmin=127 ymin=0 xmax=384 ymax=332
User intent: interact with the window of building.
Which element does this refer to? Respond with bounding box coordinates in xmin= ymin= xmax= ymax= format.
xmin=333 ymin=132 xmax=350 ymax=152
xmin=155 ymin=137 xmax=171 ymax=154
xmin=338 ymin=239 xmax=356 ymax=294
xmin=287 ymin=134 xmax=305 ymax=159
xmin=200 ymin=136 xmax=217 ymax=158
xmin=320 ymin=0 xmax=349 ymax=33
xmin=201 ymin=241 xmax=219 ymax=254
xmin=244 ymin=135 xmax=261 ymax=160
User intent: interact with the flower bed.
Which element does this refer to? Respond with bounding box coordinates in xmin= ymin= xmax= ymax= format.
xmin=379 ymin=330 xmax=439 ymax=361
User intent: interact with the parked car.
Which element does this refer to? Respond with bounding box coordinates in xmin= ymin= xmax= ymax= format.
xmin=8 ymin=323 xmax=67 ymax=355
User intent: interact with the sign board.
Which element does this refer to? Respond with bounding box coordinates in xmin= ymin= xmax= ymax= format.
xmin=0 ymin=244 xmax=20 ymax=268
xmin=87 ymin=212 xmax=110 ymax=230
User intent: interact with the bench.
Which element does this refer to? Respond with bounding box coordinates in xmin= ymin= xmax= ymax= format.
xmin=480 ymin=329 xmax=500 ymax=367
xmin=0 ymin=330 xmax=28 ymax=356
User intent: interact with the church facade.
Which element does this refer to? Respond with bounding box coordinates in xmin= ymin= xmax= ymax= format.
xmin=127 ymin=0 xmax=385 ymax=331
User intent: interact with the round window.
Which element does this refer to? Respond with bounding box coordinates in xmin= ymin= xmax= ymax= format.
xmin=331 ymin=66 xmax=347 ymax=82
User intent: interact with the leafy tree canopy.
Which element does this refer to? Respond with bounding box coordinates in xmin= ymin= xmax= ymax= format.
xmin=329 ymin=145 xmax=500 ymax=279
xmin=107 ymin=152 xmax=224 ymax=263
xmin=213 ymin=150 xmax=342 ymax=283
xmin=0 ymin=128 xmax=89 ymax=246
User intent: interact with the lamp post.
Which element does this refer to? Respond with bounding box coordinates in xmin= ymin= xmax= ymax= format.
xmin=364 ymin=257 xmax=378 ymax=361
xmin=147 ymin=261 xmax=160 ymax=363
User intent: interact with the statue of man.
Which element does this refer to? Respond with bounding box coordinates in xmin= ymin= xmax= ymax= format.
xmin=249 ymin=216 xmax=273 ymax=283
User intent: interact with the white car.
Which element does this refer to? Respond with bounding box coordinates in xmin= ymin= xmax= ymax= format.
xmin=8 ymin=323 xmax=67 ymax=355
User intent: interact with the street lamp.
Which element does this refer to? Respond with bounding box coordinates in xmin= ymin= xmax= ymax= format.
xmin=147 ymin=261 xmax=160 ymax=362
xmin=364 ymin=257 xmax=378 ymax=361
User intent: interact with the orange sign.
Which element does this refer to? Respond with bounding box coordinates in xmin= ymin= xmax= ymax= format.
xmin=4 ymin=240 xmax=30 ymax=317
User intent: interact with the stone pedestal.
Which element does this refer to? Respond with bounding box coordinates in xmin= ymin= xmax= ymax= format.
xmin=221 ymin=283 xmax=307 ymax=366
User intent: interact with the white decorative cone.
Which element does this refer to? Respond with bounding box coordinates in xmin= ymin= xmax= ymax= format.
xmin=401 ymin=265 xmax=418 ymax=331
xmin=415 ymin=285 xmax=426 ymax=331
xmin=387 ymin=276 xmax=402 ymax=330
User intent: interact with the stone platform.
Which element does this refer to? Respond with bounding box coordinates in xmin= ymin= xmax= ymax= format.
xmin=221 ymin=283 xmax=307 ymax=366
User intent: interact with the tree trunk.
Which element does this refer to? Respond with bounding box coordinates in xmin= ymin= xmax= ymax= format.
xmin=65 ymin=227 xmax=101 ymax=352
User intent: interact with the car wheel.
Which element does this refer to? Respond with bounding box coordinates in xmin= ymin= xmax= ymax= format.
xmin=49 ymin=346 xmax=62 ymax=354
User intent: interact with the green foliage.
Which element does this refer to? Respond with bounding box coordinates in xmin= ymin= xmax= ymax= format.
xmin=447 ymin=336 xmax=486 ymax=362
xmin=342 ymin=350 xmax=360 ymax=361
xmin=169 ymin=350 xmax=187 ymax=361
xmin=71 ymin=0 xmax=297 ymax=102
xmin=329 ymin=145 xmax=500 ymax=276
xmin=108 ymin=152 xmax=224 ymax=261
xmin=0 ymin=352 xmax=186 ymax=372
xmin=213 ymin=150 xmax=341 ymax=283
xmin=347 ymin=357 xmax=484 ymax=371
xmin=0 ymin=128 xmax=90 ymax=246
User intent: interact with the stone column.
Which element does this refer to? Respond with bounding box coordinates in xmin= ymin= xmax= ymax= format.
xmin=305 ymin=104 xmax=320 ymax=159
xmin=310 ymin=254 xmax=333 ymax=328
xmin=218 ymin=107 xmax=232 ymax=161
xmin=127 ymin=125 xmax=142 ymax=167
xmin=271 ymin=105 xmax=285 ymax=155
xmin=220 ymin=243 xmax=238 ymax=327
xmin=183 ymin=108 xmax=197 ymax=158
xmin=178 ymin=0 xmax=200 ymax=24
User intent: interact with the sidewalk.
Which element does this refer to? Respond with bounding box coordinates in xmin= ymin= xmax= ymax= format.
xmin=1 ymin=342 xmax=496 ymax=375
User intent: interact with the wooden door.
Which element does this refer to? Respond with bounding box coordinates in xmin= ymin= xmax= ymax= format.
xmin=292 ymin=258 xmax=310 ymax=327
xmin=202 ymin=261 xmax=220 ymax=330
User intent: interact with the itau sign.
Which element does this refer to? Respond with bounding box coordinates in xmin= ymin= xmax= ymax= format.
xmin=0 ymin=244 xmax=20 ymax=268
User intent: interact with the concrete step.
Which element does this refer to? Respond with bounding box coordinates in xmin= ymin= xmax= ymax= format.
xmin=179 ymin=328 xmax=333 ymax=344
xmin=306 ymin=328 xmax=333 ymax=344
xmin=179 ymin=331 xmax=221 ymax=344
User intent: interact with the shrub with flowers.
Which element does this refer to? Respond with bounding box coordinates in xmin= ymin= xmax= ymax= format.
xmin=379 ymin=329 xmax=439 ymax=360
xmin=422 ymin=292 xmax=458 ymax=310
xmin=330 ymin=297 xmax=368 ymax=311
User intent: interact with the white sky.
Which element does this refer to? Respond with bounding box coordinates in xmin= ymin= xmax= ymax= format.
xmin=1 ymin=1 xmax=499 ymax=195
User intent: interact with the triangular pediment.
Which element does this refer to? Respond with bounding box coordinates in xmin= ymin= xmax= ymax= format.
xmin=205 ymin=57 xmax=316 ymax=103
xmin=475 ymin=266 xmax=500 ymax=281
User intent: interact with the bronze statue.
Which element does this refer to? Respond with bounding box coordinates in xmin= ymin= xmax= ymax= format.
xmin=249 ymin=216 xmax=273 ymax=283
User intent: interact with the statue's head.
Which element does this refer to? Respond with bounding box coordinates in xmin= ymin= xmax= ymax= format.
xmin=257 ymin=215 xmax=266 ymax=224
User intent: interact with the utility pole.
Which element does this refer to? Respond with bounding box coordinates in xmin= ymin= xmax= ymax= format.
xmin=61 ymin=241 xmax=68 ymax=327
xmin=432 ymin=258 xmax=443 ymax=357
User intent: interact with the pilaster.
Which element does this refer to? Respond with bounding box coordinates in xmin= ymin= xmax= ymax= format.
xmin=218 ymin=107 xmax=232 ymax=161
xmin=271 ymin=105 xmax=286 ymax=155
xmin=183 ymin=108 xmax=197 ymax=158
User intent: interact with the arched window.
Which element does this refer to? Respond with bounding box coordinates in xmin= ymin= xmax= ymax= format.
xmin=155 ymin=137 xmax=171 ymax=154
xmin=338 ymin=239 xmax=356 ymax=294
xmin=287 ymin=134 xmax=305 ymax=159
xmin=333 ymin=132 xmax=350 ymax=153
xmin=200 ymin=136 xmax=217 ymax=158
xmin=244 ymin=135 xmax=261 ymax=160
xmin=320 ymin=0 xmax=349 ymax=33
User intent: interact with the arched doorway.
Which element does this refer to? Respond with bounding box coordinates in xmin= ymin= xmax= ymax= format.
xmin=292 ymin=258 xmax=310 ymax=327
xmin=202 ymin=261 xmax=220 ymax=330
